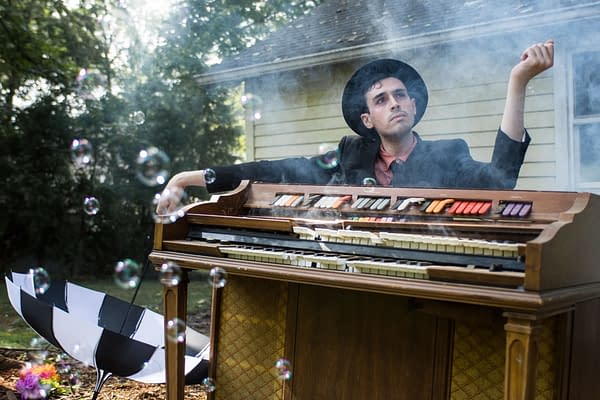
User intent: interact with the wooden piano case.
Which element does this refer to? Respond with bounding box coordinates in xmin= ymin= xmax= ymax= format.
xmin=202 ymin=276 xmax=600 ymax=400
xmin=150 ymin=182 xmax=600 ymax=400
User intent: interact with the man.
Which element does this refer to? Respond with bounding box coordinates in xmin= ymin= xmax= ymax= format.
xmin=157 ymin=40 xmax=554 ymax=213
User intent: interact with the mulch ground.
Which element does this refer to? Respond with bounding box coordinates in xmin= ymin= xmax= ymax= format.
xmin=0 ymin=313 xmax=211 ymax=400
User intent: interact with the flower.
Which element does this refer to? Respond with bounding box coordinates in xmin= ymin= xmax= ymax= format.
xmin=15 ymin=363 xmax=64 ymax=400
xmin=15 ymin=372 xmax=45 ymax=399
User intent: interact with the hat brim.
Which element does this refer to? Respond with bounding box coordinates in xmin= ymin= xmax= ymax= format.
xmin=342 ymin=59 xmax=428 ymax=138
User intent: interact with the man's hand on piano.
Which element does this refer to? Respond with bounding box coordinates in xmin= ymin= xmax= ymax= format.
xmin=155 ymin=186 xmax=185 ymax=215
xmin=156 ymin=170 xmax=207 ymax=214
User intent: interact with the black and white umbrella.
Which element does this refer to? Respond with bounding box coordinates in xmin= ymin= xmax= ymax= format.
xmin=5 ymin=271 xmax=210 ymax=399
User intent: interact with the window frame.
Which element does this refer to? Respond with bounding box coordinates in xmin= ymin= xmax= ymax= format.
xmin=568 ymin=48 xmax=600 ymax=192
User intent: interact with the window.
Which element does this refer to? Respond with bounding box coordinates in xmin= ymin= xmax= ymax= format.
xmin=572 ymin=51 xmax=600 ymax=188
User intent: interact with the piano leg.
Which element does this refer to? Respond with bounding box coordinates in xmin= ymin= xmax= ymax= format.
xmin=503 ymin=313 xmax=544 ymax=400
xmin=163 ymin=269 xmax=189 ymax=400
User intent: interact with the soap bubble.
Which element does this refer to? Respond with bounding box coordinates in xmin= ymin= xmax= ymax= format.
xmin=56 ymin=353 xmax=72 ymax=374
xmin=159 ymin=261 xmax=182 ymax=287
xmin=129 ymin=110 xmax=145 ymax=125
xmin=362 ymin=177 xmax=377 ymax=186
xmin=29 ymin=337 xmax=50 ymax=364
xmin=30 ymin=337 xmax=49 ymax=350
xmin=114 ymin=259 xmax=142 ymax=289
xmin=274 ymin=358 xmax=292 ymax=380
xmin=136 ymin=146 xmax=170 ymax=186
xmin=166 ymin=318 xmax=186 ymax=343
xmin=83 ymin=196 xmax=100 ymax=215
xmin=70 ymin=138 xmax=93 ymax=166
xmin=240 ymin=93 xmax=263 ymax=108
xmin=316 ymin=143 xmax=339 ymax=169
xmin=152 ymin=188 xmax=187 ymax=224
xmin=29 ymin=267 xmax=51 ymax=295
xmin=240 ymin=93 xmax=263 ymax=121
xmin=75 ymin=68 xmax=107 ymax=101
xmin=204 ymin=168 xmax=216 ymax=184
xmin=208 ymin=267 xmax=227 ymax=288
xmin=201 ymin=377 xmax=216 ymax=392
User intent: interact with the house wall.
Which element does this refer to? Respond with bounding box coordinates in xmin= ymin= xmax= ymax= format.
xmin=242 ymin=23 xmax=598 ymax=192
xmin=243 ymin=63 xmax=353 ymax=160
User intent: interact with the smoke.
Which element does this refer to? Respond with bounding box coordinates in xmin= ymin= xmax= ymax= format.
xmin=210 ymin=0 xmax=600 ymax=191
xmin=351 ymin=0 xmax=600 ymax=191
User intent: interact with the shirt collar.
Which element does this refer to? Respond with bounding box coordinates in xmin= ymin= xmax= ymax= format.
xmin=378 ymin=133 xmax=418 ymax=170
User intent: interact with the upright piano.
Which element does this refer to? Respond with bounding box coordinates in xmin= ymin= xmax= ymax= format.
xmin=149 ymin=181 xmax=600 ymax=400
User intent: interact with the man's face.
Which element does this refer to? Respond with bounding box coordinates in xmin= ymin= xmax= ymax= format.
xmin=360 ymin=77 xmax=417 ymax=140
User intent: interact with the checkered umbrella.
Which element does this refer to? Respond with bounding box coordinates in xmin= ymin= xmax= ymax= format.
xmin=5 ymin=271 xmax=210 ymax=399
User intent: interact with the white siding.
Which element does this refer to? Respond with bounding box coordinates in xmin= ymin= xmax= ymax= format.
xmin=246 ymin=64 xmax=353 ymax=161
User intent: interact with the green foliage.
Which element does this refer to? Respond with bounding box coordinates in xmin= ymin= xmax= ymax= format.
xmin=0 ymin=0 xmax=106 ymax=123
xmin=0 ymin=0 xmax=320 ymax=277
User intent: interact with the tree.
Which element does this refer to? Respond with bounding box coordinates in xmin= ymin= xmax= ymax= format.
xmin=0 ymin=0 xmax=321 ymax=277
xmin=0 ymin=0 xmax=109 ymax=275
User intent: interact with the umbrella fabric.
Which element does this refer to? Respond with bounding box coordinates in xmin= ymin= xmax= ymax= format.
xmin=5 ymin=272 xmax=210 ymax=387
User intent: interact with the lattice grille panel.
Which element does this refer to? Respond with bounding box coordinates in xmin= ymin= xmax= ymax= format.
xmin=214 ymin=276 xmax=288 ymax=400
xmin=451 ymin=317 xmax=557 ymax=399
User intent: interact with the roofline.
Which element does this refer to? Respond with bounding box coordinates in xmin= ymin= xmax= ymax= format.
xmin=194 ymin=3 xmax=600 ymax=85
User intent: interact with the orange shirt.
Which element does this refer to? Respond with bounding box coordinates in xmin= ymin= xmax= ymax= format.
xmin=374 ymin=134 xmax=417 ymax=186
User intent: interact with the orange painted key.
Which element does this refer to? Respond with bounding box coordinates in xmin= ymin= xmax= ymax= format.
xmin=332 ymin=195 xmax=352 ymax=209
xmin=454 ymin=201 xmax=469 ymax=214
xmin=433 ymin=199 xmax=454 ymax=213
xmin=446 ymin=201 xmax=462 ymax=214
xmin=462 ymin=201 xmax=477 ymax=214
xmin=478 ymin=202 xmax=492 ymax=214
xmin=469 ymin=202 xmax=484 ymax=214
xmin=425 ymin=200 xmax=440 ymax=213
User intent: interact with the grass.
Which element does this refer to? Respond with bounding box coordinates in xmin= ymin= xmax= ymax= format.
xmin=0 ymin=271 xmax=213 ymax=349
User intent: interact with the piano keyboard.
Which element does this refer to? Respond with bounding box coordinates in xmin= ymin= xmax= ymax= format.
xmin=218 ymin=245 xmax=431 ymax=279
xmin=293 ymin=227 xmax=520 ymax=258
xmin=188 ymin=224 xmax=525 ymax=277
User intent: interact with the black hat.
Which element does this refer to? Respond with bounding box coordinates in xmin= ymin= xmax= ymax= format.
xmin=341 ymin=59 xmax=428 ymax=138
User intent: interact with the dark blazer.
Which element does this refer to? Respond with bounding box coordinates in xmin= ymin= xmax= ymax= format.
xmin=206 ymin=129 xmax=529 ymax=193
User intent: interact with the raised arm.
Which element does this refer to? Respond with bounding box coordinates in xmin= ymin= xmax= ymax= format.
xmin=501 ymin=39 xmax=554 ymax=141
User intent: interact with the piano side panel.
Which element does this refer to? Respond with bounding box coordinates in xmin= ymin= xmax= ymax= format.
xmin=526 ymin=193 xmax=600 ymax=291
xmin=451 ymin=317 xmax=557 ymax=400
xmin=567 ymin=298 xmax=600 ymax=399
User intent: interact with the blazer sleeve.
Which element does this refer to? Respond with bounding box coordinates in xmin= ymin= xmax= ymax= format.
xmin=205 ymin=155 xmax=340 ymax=193
xmin=454 ymin=128 xmax=530 ymax=189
